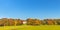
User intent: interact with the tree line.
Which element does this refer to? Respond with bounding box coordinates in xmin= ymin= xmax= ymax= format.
xmin=0 ymin=18 xmax=60 ymax=26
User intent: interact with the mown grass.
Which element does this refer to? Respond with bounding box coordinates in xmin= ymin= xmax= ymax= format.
xmin=0 ymin=25 xmax=60 ymax=30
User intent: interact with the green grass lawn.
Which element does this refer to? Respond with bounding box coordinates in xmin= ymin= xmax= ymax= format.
xmin=0 ymin=25 xmax=60 ymax=30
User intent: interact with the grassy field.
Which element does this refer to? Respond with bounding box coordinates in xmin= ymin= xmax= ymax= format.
xmin=0 ymin=25 xmax=60 ymax=30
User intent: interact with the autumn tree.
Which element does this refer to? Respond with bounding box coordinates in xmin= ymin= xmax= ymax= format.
xmin=27 ymin=18 xmax=41 ymax=25
xmin=8 ymin=18 xmax=15 ymax=26
xmin=56 ymin=19 xmax=60 ymax=25
xmin=15 ymin=19 xmax=23 ymax=26
xmin=2 ymin=18 xmax=9 ymax=26
xmin=44 ymin=19 xmax=55 ymax=25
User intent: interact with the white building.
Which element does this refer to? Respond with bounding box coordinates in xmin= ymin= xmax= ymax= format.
xmin=23 ymin=20 xmax=27 ymax=24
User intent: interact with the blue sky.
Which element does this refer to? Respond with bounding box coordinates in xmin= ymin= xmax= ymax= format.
xmin=0 ymin=0 xmax=60 ymax=20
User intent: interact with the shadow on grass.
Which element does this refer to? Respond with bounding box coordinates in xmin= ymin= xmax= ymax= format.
xmin=10 ymin=29 xmax=18 ymax=30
